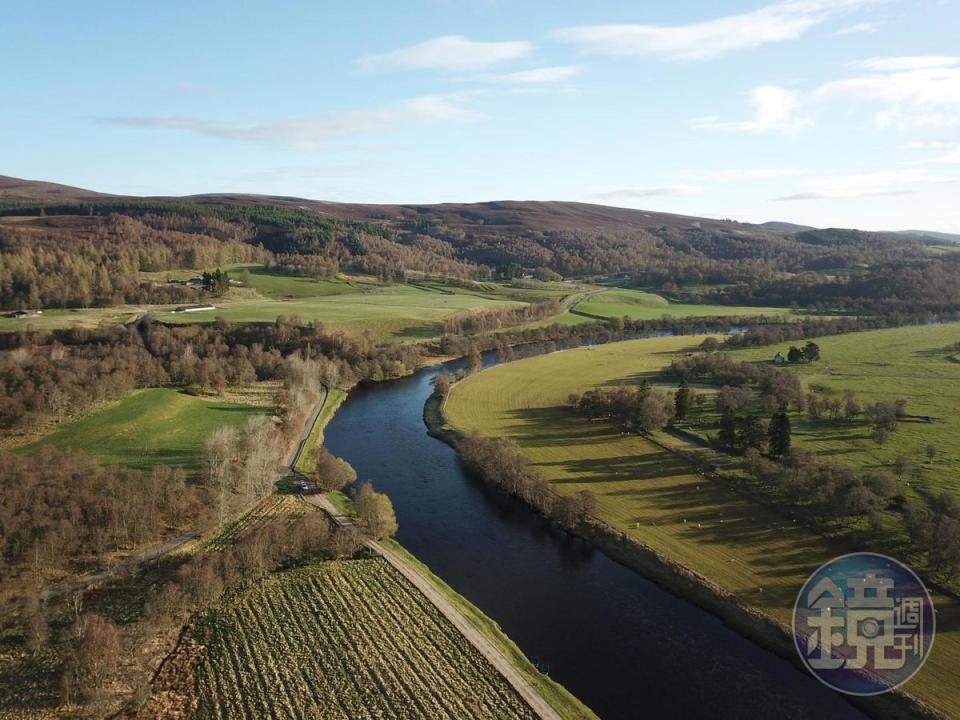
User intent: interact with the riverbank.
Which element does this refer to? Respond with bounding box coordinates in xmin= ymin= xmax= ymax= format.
xmin=303 ymin=488 xmax=596 ymax=720
xmin=302 ymin=385 xmax=596 ymax=719
xmin=427 ymin=383 xmax=941 ymax=720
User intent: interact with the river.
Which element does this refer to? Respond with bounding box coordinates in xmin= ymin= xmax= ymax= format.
xmin=323 ymin=354 xmax=864 ymax=720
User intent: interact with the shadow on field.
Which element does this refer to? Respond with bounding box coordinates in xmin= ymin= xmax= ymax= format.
xmin=505 ymin=405 xmax=851 ymax=593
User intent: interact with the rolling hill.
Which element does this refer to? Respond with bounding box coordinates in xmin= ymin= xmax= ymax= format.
xmin=1 ymin=175 xmax=955 ymax=315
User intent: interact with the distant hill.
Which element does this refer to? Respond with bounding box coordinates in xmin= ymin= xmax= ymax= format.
xmin=896 ymin=229 xmax=960 ymax=244
xmin=0 ymin=178 xmax=948 ymax=312
xmin=760 ymin=221 xmax=816 ymax=233
xmin=0 ymin=175 xmax=114 ymax=203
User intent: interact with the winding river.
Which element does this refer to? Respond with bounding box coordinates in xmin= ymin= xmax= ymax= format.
xmin=323 ymin=354 xmax=865 ymax=720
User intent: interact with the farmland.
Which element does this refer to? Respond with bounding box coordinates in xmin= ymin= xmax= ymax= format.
xmin=0 ymin=305 xmax=143 ymax=332
xmin=728 ymin=323 xmax=960 ymax=498
xmin=204 ymin=494 xmax=315 ymax=551
xmin=443 ymin=334 xmax=960 ymax=717
xmin=15 ymin=388 xmax=264 ymax=474
xmin=184 ymin=557 xmax=538 ymax=720
xmin=152 ymin=268 xmax=532 ymax=340
xmin=571 ymin=288 xmax=793 ymax=321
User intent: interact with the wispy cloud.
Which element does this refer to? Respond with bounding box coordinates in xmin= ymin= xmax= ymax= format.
xmin=594 ymin=186 xmax=701 ymax=201
xmin=487 ymin=65 xmax=580 ymax=84
xmin=551 ymin=0 xmax=878 ymax=62
xmin=685 ymin=167 xmax=807 ymax=181
xmin=699 ymin=55 xmax=960 ymax=133
xmin=859 ymin=55 xmax=958 ymax=71
xmin=356 ymin=35 xmax=532 ymax=72
xmin=815 ymin=56 xmax=960 ymax=128
xmin=694 ymin=86 xmax=811 ymax=133
xmin=836 ymin=21 xmax=876 ymax=34
xmin=905 ymin=140 xmax=960 ymax=164
xmin=776 ymin=169 xmax=958 ymax=200
xmin=102 ymin=95 xmax=478 ymax=150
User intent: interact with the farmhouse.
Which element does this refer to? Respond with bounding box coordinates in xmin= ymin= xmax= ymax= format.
xmin=773 ymin=351 xmax=785 ymax=365
xmin=171 ymin=304 xmax=216 ymax=314
xmin=3 ymin=309 xmax=43 ymax=319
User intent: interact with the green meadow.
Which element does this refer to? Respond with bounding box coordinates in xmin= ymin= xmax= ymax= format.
xmin=572 ymin=287 xmax=793 ymax=321
xmin=444 ymin=334 xmax=960 ymax=717
xmin=729 ymin=322 xmax=960 ymax=499
xmin=153 ymin=267 xmax=529 ymax=340
xmin=17 ymin=388 xmax=264 ymax=474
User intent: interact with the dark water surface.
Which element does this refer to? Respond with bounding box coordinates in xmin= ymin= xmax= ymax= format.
xmin=324 ymin=356 xmax=864 ymax=720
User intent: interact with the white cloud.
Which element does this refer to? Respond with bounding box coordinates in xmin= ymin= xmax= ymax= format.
xmin=488 ymin=65 xmax=580 ymax=84
xmin=699 ymin=56 xmax=960 ymax=133
xmin=687 ymin=167 xmax=806 ymax=181
xmin=594 ymin=186 xmax=701 ymax=200
xmin=777 ymin=169 xmax=958 ymax=200
xmin=859 ymin=55 xmax=959 ymax=71
xmin=103 ymin=95 xmax=478 ymax=150
xmin=905 ymin=140 xmax=960 ymax=164
xmin=816 ymin=57 xmax=960 ymax=128
xmin=551 ymin=0 xmax=877 ymax=62
xmin=356 ymin=35 xmax=532 ymax=73
xmin=836 ymin=21 xmax=876 ymax=34
xmin=694 ymin=86 xmax=811 ymax=133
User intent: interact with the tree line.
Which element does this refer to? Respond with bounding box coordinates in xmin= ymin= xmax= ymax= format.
xmin=458 ymin=434 xmax=597 ymax=530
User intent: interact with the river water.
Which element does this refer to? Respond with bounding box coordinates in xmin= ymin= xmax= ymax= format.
xmin=323 ymin=354 xmax=864 ymax=720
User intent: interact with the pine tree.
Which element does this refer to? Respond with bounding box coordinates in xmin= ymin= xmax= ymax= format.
xmin=768 ymin=411 xmax=792 ymax=457
xmin=674 ymin=377 xmax=691 ymax=421
xmin=738 ymin=415 xmax=766 ymax=453
xmin=718 ymin=408 xmax=737 ymax=450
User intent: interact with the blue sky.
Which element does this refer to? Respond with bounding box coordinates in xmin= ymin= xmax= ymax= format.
xmin=3 ymin=0 xmax=959 ymax=231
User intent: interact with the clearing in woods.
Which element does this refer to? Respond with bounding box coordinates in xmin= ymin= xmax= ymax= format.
xmin=443 ymin=333 xmax=960 ymax=718
xmin=14 ymin=388 xmax=264 ymax=474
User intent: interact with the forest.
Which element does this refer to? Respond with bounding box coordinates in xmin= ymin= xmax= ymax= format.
xmin=2 ymin=193 xmax=958 ymax=315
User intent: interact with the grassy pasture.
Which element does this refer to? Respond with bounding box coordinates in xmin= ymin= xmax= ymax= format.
xmin=572 ymin=288 xmax=793 ymax=321
xmin=444 ymin=335 xmax=960 ymax=717
xmin=729 ymin=323 xmax=960 ymax=499
xmin=153 ymin=271 xmax=529 ymax=340
xmin=187 ymin=557 xmax=538 ymax=720
xmin=0 ymin=306 xmax=143 ymax=332
xmin=16 ymin=388 xmax=264 ymax=474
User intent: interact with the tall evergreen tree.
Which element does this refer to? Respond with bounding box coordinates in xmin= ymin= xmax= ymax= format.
xmin=674 ymin=377 xmax=691 ymax=421
xmin=718 ymin=407 xmax=738 ymax=450
xmin=768 ymin=410 xmax=792 ymax=457
xmin=738 ymin=415 xmax=766 ymax=453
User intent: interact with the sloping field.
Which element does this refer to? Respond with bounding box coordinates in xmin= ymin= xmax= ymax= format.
xmin=731 ymin=323 xmax=960 ymax=498
xmin=444 ymin=336 xmax=960 ymax=717
xmin=16 ymin=388 xmax=263 ymax=473
xmin=187 ymin=558 xmax=538 ymax=720
xmin=155 ymin=279 xmax=526 ymax=340
xmin=0 ymin=306 xmax=143 ymax=332
xmin=573 ymin=288 xmax=791 ymax=321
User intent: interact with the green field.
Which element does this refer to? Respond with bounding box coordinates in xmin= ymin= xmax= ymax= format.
xmin=0 ymin=306 xmax=144 ymax=332
xmin=294 ymin=387 xmax=348 ymax=475
xmin=572 ymin=288 xmax=793 ymax=321
xmin=153 ymin=268 xmax=530 ymax=340
xmin=444 ymin=335 xmax=960 ymax=717
xmin=728 ymin=323 xmax=960 ymax=498
xmin=16 ymin=388 xmax=264 ymax=473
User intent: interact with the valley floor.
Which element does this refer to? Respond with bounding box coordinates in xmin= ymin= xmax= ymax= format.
xmin=444 ymin=329 xmax=960 ymax=718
